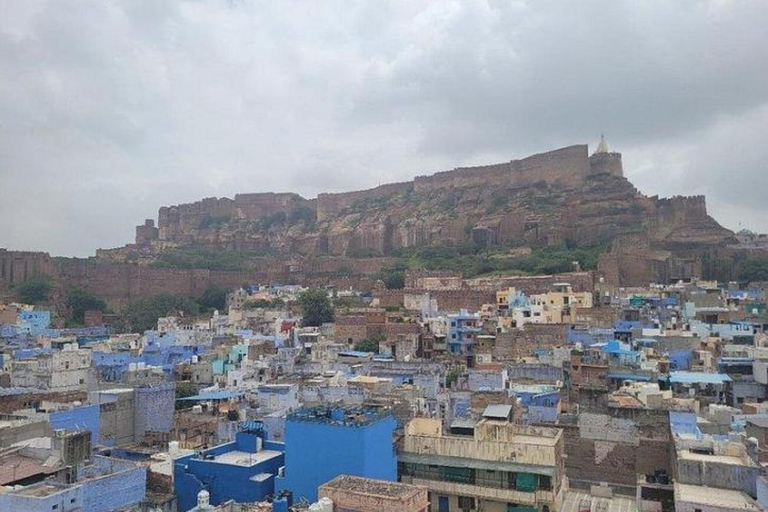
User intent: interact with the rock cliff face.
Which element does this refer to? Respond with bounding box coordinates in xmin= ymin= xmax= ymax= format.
xmin=121 ymin=144 xmax=733 ymax=258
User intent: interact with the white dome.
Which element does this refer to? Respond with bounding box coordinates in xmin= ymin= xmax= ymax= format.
xmin=197 ymin=490 xmax=210 ymax=507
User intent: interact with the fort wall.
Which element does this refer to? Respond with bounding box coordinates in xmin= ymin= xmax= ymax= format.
xmin=588 ymin=152 xmax=623 ymax=177
xmin=412 ymin=144 xmax=592 ymax=194
xmin=316 ymin=181 xmax=412 ymax=222
xmin=0 ymin=249 xmax=57 ymax=291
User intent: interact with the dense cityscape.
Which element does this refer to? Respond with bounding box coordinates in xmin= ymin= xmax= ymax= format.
xmin=2 ymin=2 xmax=768 ymax=512
xmin=2 ymin=139 xmax=768 ymax=512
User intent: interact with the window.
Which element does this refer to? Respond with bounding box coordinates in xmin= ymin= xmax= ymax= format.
xmin=71 ymin=498 xmax=76 ymax=503
xmin=458 ymin=496 xmax=475 ymax=510
xmin=538 ymin=474 xmax=552 ymax=490
xmin=52 ymin=506 xmax=58 ymax=510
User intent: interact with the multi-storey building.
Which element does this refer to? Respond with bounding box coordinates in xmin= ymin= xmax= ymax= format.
xmin=399 ymin=411 xmax=564 ymax=512
xmin=447 ymin=309 xmax=481 ymax=357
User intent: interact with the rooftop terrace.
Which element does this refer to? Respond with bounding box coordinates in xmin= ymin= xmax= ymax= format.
xmin=287 ymin=405 xmax=390 ymax=426
xmin=321 ymin=474 xmax=423 ymax=498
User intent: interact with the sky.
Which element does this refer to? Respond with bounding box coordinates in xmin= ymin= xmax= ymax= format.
xmin=1 ymin=0 xmax=766 ymax=257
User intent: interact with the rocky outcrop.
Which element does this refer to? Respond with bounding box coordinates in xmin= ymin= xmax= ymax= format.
xmin=129 ymin=144 xmax=732 ymax=258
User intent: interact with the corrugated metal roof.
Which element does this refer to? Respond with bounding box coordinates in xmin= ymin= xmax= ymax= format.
xmin=669 ymin=371 xmax=731 ymax=384
xmin=482 ymin=404 xmax=512 ymax=420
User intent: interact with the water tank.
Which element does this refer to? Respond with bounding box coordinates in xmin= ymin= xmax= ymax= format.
xmin=128 ymin=363 xmax=137 ymax=371
xmin=192 ymin=355 xmax=199 ymax=363
xmin=192 ymin=405 xmax=203 ymax=414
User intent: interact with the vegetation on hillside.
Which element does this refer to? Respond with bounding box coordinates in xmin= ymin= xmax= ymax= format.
xmin=150 ymin=247 xmax=274 ymax=271
xmin=118 ymin=294 xmax=201 ymax=333
xmin=16 ymin=274 xmax=55 ymax=304
xmin=738 ymin=257 xmax=768 ymax=283
xmin=65 ymin=288 xmax=107 ymax=325
xmin=377 ymin=242 xmax=606 ymax=282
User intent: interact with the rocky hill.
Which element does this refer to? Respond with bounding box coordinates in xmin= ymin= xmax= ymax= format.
xmin=107 ymin=142 xmax=733 ymax=261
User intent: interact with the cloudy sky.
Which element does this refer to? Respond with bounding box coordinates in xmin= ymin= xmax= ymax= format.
xmin=1 ymin=0 xmax=766 ymax=257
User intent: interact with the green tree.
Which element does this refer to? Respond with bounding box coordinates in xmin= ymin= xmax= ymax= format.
xmin=16 ymin=274 xmax=54 ymax=304
xmin=298 ymin=288 xmax=334 ymax=327
xmin=446 ymin=369 xmax=462 ymax=388
xmin=377 ymin=263 xmax=406 ymax=289
xmin=354 ymin=336 xmax=382 ymax=353
xmin=65 ymin=288 xmax=107 ymax=325
xmin=175 ymin=381 xmax=197 ymax=410
xmin=198 ymin=285 xmax=227 ymax=312
xmin=738 ymin=258 xmax=768 ymax=283
xmin=120 ymin=294 xmax=200 ymax=333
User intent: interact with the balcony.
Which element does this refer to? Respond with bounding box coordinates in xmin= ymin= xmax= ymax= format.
xmin=401 ymin=476 xmax=555 ymax=505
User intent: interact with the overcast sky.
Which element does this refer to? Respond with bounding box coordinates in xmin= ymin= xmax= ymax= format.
xmin=1 ymin=0 xmax=766 ymax=257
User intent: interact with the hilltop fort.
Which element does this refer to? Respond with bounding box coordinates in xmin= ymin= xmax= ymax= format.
xmin=0 ymin=140 xmax=740 ymax=305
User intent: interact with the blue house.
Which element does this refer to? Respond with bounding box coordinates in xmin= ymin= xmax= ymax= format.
xmin=447 ymin=309 xmax=481 ymax=355
xmin=175 ymin=421 xmax=285 ymax=512
xmin=49 ymin=403 xmax=101 ymax=445
xmin=277 ymin=406 xmax=397 ymax=503
xmin=17 ymin=309 xmax=51 ymax=336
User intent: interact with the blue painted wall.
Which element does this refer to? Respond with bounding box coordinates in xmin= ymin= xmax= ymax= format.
xmin=278 ymin=412 xmax=397 ymax=503
xmin=174 ymin=432 xmax=285 ymax=512
xmin=50 ymin=404 xmax=101 ymax=445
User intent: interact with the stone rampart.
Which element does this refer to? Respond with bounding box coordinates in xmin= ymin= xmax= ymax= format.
xmin=316 ymin=181 xmax=411 ymax=222
xmin=412 ymin=144 xmax=591 ymax=193
xmin=0 ymin=249 xmax=56 ymax=291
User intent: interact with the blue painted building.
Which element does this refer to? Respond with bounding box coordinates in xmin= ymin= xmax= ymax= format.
xmin=17 ymin=309 xmax=51 ymax=336
xmin=0 ymin=456 xmax=146 ymax=512
xmin=49 ymin=403 xmax=101 ymax=445
xmin=447 ymin=309 xmax=481 ymax=355
xmin=175 ymin=422 xmax=285 ymax=512
xmin=277 ymin=406 xmax=397 ymax=503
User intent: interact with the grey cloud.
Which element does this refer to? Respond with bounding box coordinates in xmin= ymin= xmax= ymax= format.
xmin=0 ymin=0 xmax=766 ymax=256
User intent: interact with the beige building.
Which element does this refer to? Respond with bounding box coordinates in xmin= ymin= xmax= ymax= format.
xmin=399 ymin=412 xmax=565 ymax=512
xmin=528 ymin=283 xmax=593 ymax=324
xmin=11 ymin=345 xmax=93 ymax=392
xmin=319 ymin=474 xmax=429 ymax=512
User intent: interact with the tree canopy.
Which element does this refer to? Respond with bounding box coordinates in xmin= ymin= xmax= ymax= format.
xmin=65 ymin=288 xmax=107 ymax=325
xmin=198 ymin=285 xmax=227 ymax=312
xmin=738 ymin=257 xmax=768 ymax=283
xmin=119 ymin=294 xmax=200 ymax=333
xmin=354 ymin=336 xmax=383 ymax=353
xmin=16 ymin=274 xmax=54 ymax=304
xmin=298 ymin=288 xmax=334 ymax=327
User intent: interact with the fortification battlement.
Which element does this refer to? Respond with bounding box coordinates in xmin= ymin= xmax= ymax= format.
xmin=654 ymin=195 xmax=708 ymax=217
xmin=316 ymin=181 xmax=412 ymax=222
xmin=156 ymin=143 xmax=626 ymax=232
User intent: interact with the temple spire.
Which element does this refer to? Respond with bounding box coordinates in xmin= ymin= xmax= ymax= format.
xmin=595 ymin=134 xmax=610 ymax=154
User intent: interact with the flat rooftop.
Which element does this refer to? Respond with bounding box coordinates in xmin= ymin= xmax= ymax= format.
xmin=287 ymin=406 xmax=390 ymax=426
xmin=206 ymin=449 xmax=282 ymax=467
xmin=321 ymin=474 xmax=423 ymax=499
xmin=677 ymin=450 xmax=753 ymax=466
xmin=13 ymin=483 xmax=69 ymax=498
xmin=561 ymin=490 xmax=637 ymax=512
xmin=675 ymin=483 xmax=759 ymax=510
